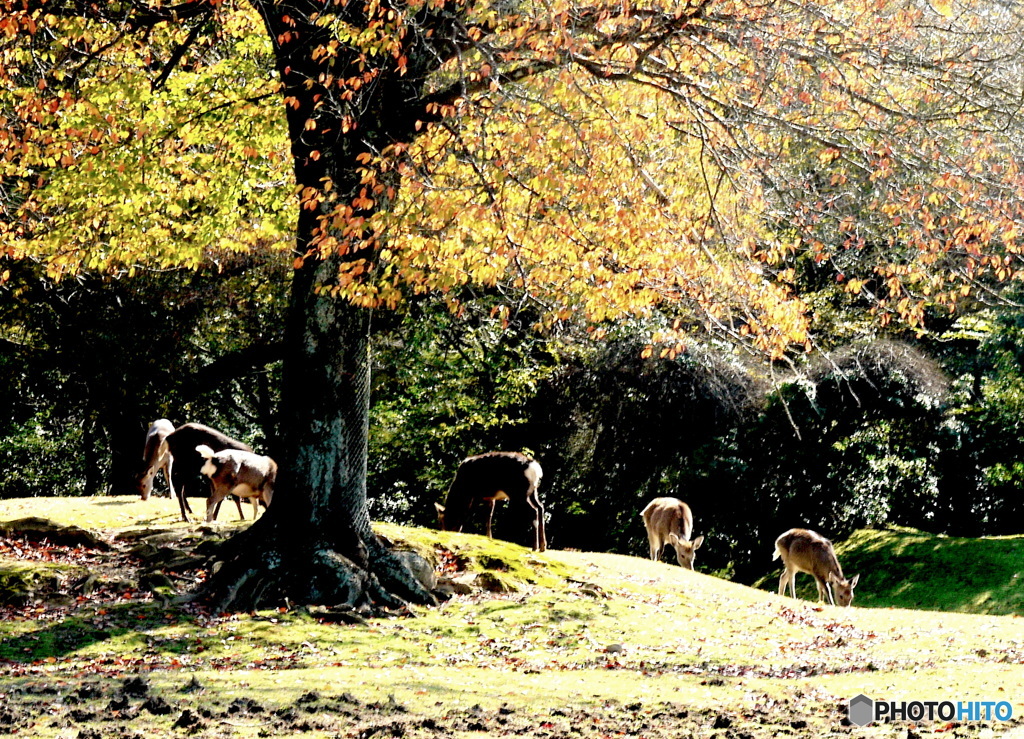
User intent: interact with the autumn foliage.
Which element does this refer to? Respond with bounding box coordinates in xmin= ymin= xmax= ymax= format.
xmin=1 ymin=0 xmax=1022 ymax=359
xmin=3 ymin=0 xmax=1024 ymax=610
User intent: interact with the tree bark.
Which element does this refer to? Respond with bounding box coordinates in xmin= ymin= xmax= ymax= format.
xmin=200 ymin=0 xmax=437 ymax=612
xmin=202 ymin=253 xmax=434 ymax=611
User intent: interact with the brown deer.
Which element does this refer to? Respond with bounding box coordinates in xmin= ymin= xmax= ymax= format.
xmin=134 ymin=418 xmax=174 ymax=500
xmin=773 ymin=528 xmax=860 ymax=607
xmin=164 ymin=423 xmax=252 ymax=522
xmin=435 ymin=451 xmax=546 ymax=551
xmin=641 ymin=497 xmax=704 ymax=570
xmin=197 ymin=445 xmax=277 ymax=523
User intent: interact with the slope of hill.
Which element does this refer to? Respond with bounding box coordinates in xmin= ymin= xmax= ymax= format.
xmin=0 ymin=496 xmax=1022 ymax=737
xmin=834 ymin=526 xmax=1024 ymax=616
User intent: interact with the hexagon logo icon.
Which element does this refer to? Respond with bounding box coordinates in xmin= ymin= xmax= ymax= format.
xmin=849 ymin=694 xmax=874 ymax=727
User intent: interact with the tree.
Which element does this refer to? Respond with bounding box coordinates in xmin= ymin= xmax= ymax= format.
xmin=3 ymin=0 xmax=1024 ymax=609
xmin=531 ymin=333 xmax=762 ymax=557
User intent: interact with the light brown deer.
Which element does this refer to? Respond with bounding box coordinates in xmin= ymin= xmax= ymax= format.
xmin=435 ymin=451 xmax=546 ymax=551
xmin=641 ymin=497 xmax=704 ymax=570
xmin=197 ymin=445 xmax=277 ymax=523
xmin=773 ymin=528 xmax=860 ymax=607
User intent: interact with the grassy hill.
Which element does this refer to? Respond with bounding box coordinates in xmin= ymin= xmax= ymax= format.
xmin=752 ymin=525 xmax=1024 ymax=617
xmin=0 ymin=496 xmax=1023 ymax=738
xmin=834 ymin=527 xmax=1024 ymax=615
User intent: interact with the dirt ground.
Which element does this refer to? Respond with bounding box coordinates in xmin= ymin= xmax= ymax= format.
xmin=0 ymin=674 xmax=825 ymax=738
xmin=3 ymin=672 xmax=1018 ymax=738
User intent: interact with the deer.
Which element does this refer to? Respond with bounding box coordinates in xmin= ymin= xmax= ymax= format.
xmin=164 ymin=422 xmax=252 ymax=522
xmin=134 ymin=418 xmax=174 ymax=500
xmin=196 ymin=445 xmax=276 ymax=523
xmin=773 ymin=528 xmax=860 ymax=607
xmin=641 ymin=497 xmax=705 ymax=570
xmin=434 ymin=451 xmax=547 ymax=551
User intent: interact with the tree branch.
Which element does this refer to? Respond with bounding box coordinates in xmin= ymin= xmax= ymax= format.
xmin=33 ymin=0 xmax=217 ymax=29
xmin=151 ymin=17 xmax=208 ymax=91
xmin=178 ymin=340 xmax=286 ymax=403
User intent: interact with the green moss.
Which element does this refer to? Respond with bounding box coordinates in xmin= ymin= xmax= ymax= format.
xmin=834 ymin=526 xmax=1024 ymax=615
xmin=0 ymin=557 xmax=78 ymax=606
xmin=374 ymin=520 xmax=581 ymax=589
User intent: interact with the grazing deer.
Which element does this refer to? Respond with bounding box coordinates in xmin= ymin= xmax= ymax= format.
xmin=197 ymin=445 xmax=277 ymax=523
xmin=135 ymin=418 xmax=174 ymax=500
xmin=164 ymin=423 xmax=252 ymax=522
xmin=773 ymin=528 xmax=860 ymax=607
xmin=435 ymin=451 xmax=547 ymax=551
xmin=641 ymin=497 xmax=705 ymax=570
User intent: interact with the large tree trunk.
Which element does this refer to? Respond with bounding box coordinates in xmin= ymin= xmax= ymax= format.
xmin=202 ymin=253 xmax=434 ymax=612
xmin=200 ymin=0 xmax=437 ymax=612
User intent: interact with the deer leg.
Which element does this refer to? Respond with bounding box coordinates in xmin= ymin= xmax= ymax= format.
xmin=485 ymin=499 xmax=496 ymax=538
xmin=823 ymin=579 xmax=836 ymax=606
xmin=529 ymin=492 xmax=546 ymax=552
xmin=783 ymin=568 xmax=799 ymax=599
xmin=159 ymin=461 xmax=172 ymax=497
xmin=778 ymin=569 xmax=790 ymax=597
xmin=197 ymin=477 xmax=223 ymax=521
xmin=526 ymin=504 xmax=540 ymax=551
xmin=234 ymin=496 xmax=246 ymax=520
xmin=812 ymin=576 xmax=830 ymax=604
xmin=170 ymin=469 xmax=191 ymax=522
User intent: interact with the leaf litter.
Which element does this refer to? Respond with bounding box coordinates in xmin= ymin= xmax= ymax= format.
xmin=1 ymin=510 xmax=1024 ymax=737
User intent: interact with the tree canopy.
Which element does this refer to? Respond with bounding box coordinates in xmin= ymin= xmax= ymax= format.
xmin=5 ymin=0 xmax=1023 ymax=354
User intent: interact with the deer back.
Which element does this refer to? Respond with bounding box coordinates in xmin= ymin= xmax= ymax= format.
xmin=441 ymin=451 xmax=541 ymax=530
xmin=199 ymin=446 xmax=277 ymax=498
xmin=776 ymin=528 xmax=843 ymax=579
xmin=641 ymin=497 xmax=693 ymax=541
xmin=166 ymin=423 xmax=253 ymax=483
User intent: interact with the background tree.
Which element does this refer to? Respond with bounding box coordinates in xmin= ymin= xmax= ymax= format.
xmin=3 ymin=0 xmax=1024 ymax=609
xmin=367 ymin=295 xmax=554 ymax=527
xmin=0 ymin=250 xmax=286 ymax=498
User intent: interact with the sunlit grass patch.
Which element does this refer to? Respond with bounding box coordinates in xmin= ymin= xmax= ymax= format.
xmin=1 ymin=498 xmax=1023 ymax=737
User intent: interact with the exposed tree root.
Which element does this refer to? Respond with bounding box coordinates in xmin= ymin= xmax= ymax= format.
xmin=200 ymin=517 xmax=437 ymax=614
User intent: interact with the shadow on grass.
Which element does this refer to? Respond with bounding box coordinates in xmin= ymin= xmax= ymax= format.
xmin=0 ymin=602 xmax=194 ymax=663
xmin=838 ymin=528 xmax=1024 ymax=615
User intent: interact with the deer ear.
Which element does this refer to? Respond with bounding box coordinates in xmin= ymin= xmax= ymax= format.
xmin=434 ymin=502 xmax=445 ymax=513
xmin=849 ymin=574 xmax=860 ymax=588
xmin=691 ymin=535 xmax=704 ymax=550
xmin=668 ymin=533 xmax=681 ymax=545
